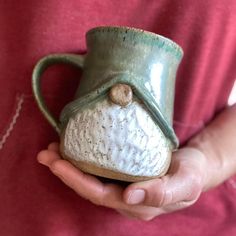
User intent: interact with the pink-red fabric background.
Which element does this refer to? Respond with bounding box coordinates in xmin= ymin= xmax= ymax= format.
xmin=0 ymin=0 xmax=235 ymax=235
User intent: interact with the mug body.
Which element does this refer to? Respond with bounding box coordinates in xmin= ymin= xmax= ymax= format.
xmin=59 ymin=26 xmax=183 ymax=181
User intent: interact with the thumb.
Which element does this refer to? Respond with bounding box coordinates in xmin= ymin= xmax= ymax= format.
xmin=123 ymin=170 xmax=202 ymax=207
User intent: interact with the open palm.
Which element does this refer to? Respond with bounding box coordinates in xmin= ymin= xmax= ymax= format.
xmin=38 ymin=142 xmax=207 ymax=221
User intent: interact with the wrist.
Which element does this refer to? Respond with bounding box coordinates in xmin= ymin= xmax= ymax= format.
xmin=187 ymin=131 xmax=219 ymax=191
xmin=187 ymin=120 xmax=236 ymax=192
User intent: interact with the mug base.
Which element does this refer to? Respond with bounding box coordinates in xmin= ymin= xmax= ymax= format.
xmin=60 ymin=152 xmax=169 ymax=182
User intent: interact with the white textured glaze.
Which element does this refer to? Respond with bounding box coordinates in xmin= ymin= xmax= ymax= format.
xmin=62 ymin=98 xmax=171 ymax=177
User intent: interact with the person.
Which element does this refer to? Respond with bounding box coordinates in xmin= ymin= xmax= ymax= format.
xmin=0 ymin=0 xmax=235 ymax=235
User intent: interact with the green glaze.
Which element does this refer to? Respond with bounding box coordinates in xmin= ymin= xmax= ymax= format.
xmin=32 ymin=26 xmax=183 ymax=149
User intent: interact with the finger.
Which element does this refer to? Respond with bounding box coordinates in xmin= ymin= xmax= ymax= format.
xmin=117 ymin=205 xmax=165 ymax=221
xmin=50 ymin=159 xmax=104 ymax=200
xmin=47 ymin=142 xmax=60 ymax=152
xmin=123 ymin=164 xmax=202 ymax=207
xmin=48 ymin=159 xmax=128 ymax=209
xmin=116 ymin=209 xmax=138 ymax=219
xmin=37 ymin=150 xmax=61 ymax=167
xmin=162 ymin=198 xmax=198 ymax=213
xmin=37 ymin=148 xmax=129 ymax=209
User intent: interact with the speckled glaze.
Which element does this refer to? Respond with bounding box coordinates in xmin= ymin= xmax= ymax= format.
xmin=62 ymin=98 xmax=171 ymax=178
xmin=32 ymin=26 xmax=183 ymax=182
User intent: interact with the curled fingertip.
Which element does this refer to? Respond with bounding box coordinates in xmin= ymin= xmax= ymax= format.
xmin=37 ymin=150 xmax=60 ymax=167
xmin=37 ymin=150 xmax=50 ymax=166
xmin=48 ymin=142 xmax=60 ymax=152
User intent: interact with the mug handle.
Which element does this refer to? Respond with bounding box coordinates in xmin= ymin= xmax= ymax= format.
xmin=32 ymin=53 xmax=85 ymax=134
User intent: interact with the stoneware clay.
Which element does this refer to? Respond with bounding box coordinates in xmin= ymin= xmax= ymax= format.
xmin=32 ymin=26 xmax=183 ymax=182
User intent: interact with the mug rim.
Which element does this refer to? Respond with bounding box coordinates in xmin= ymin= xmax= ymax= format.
xmin=86 ymin=26 xmax=184 ymax=56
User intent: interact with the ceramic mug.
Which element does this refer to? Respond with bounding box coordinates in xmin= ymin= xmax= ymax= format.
xmin=32 ymin=26 xmax=183 ymax=182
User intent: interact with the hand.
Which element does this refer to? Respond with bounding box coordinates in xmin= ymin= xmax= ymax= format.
xmin=37 ymin=142 xmax=207 ymax=221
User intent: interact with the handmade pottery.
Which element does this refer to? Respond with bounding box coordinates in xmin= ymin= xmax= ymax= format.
xmin=32 ymin=26 xmax=183 ymax=182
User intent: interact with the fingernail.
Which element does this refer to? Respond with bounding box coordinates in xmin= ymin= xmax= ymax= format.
xmin=37 ymin=154 xmax=49 ymax=167
xmin=127 ymin=189 xmax=146 ymax=205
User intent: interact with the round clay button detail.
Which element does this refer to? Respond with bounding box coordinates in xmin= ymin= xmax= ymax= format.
xmin=109 ymin=83 xmax=133 ymax=106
